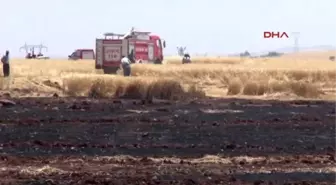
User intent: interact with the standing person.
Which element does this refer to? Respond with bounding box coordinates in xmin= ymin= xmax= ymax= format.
xmin=1 ymin=51 xmax=10 ymax=77
xmin=182 ymin=53 xmax=191 ymax=64
xmin=120 ymin=55 xmax=131 ymax=76
xmin=128 ymin=49 xmax=136 ymax=64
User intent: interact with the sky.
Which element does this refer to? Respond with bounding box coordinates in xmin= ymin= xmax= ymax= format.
xmin=1 ymin=0 xmax=335 ymax=57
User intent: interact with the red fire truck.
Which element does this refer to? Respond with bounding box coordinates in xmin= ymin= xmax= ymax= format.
xmin=95 ymin=28 xmax=166 ymax=74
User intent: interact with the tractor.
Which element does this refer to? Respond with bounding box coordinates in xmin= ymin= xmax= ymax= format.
xmin=20 ymin=43 xmax=49 ymax=59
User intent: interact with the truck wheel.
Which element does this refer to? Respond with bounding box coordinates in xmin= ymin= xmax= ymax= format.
xmin=95 ymin=65 xmax=103 ymax=69
xmin=154 ymin=59 xmax=162 ymax=64
xmin=103 ymin=67 xmax=119 ymax=74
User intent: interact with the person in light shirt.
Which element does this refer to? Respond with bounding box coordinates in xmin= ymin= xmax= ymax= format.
xmin=120 ymin=55 xmax=131 ymax=76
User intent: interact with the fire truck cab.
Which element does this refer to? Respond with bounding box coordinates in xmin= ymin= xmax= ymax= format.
xmin=69 ymin=49 xmax=95 ymax=60
xmin=95 ymin=28 xmax=166 ymax=74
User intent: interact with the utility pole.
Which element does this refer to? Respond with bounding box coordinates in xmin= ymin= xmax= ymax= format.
xmin=177 ymin=46 xmax=186 ymax=57
xmin=292 ymin=32 xmax=300 ymax=53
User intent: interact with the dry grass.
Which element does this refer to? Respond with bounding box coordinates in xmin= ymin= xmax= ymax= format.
xmin=1 ymin=52 xmax=335 ymax=100
xmin=63 ymin=76 xmax=205 ymax=100
xmin=164 ymin=56 xmax=243 ymax=64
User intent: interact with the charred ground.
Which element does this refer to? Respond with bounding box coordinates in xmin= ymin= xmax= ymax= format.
xmin=0 ymin=97 xmax=335 ymax=185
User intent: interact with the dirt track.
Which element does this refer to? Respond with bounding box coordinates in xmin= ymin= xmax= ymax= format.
xmin=0 ymin=97 xmax=335 ymax=185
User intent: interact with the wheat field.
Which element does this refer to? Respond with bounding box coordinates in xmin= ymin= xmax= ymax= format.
xmin=1 ymin=52 xmax=335 ymax=100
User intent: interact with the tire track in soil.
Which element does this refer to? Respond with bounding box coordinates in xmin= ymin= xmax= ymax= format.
xmin=0 ymin=97 xmax=334 ymax=184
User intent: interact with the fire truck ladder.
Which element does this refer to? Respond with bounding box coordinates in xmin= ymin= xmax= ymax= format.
xmin=104 ymin=33 xmax=125 ymax=39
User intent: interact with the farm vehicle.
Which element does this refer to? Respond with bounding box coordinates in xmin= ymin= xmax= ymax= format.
xmin=19 ymin=43 xmax=50 ymax=59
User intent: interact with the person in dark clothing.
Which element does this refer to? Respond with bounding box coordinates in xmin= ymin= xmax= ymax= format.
xmin=1 ymin=51 xmax=10 ymax=77
xmin=128 ymin=49 xmax=136 ymax=64
xmin=120 ymin=55 xmax=131 ymax=76
xmin=182 ymin=53 xmax=191 ymax=64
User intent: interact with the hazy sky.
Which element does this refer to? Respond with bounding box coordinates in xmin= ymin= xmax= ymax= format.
xmin=1 ymin=0 xmax=335 ymax=57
